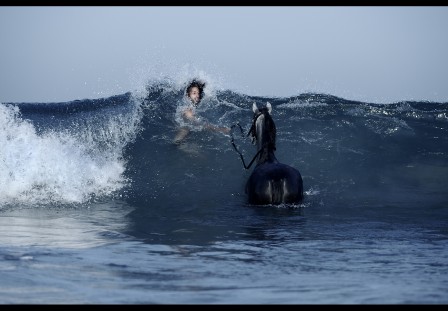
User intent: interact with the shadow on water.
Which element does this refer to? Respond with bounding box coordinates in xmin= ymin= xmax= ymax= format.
xmin=121 ymin=128 xmax=309 ymax=245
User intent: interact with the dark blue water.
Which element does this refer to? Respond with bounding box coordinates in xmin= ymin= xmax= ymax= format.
xmin=1 ymin=80 xmax=447 ymax=304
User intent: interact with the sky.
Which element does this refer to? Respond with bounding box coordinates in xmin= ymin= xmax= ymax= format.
xmin=1 ymin=6 xmax=447 ymax=104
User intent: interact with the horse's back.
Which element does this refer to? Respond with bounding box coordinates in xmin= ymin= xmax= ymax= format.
xmin=246 ymin=162 xmax=303 ymax=205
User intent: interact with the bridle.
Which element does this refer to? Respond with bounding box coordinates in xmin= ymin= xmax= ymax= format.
xmin=230 ymin=110 xmax=268 ymax=170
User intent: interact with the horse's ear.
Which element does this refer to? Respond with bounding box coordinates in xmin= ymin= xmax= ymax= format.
xmin=266 ymin=102 xmax=272 ymax=114
xmin=252 ymin=102 xmax=259 ymax=113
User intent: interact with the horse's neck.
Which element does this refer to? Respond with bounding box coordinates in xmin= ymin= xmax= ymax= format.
xmin=256 ymin=141 xmax=278 ymax=165
xmin=255 ymin=113 xmax=277 ymax=165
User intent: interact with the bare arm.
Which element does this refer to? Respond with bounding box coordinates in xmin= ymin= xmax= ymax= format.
xmin=203 ymin=122 xmax=230 ymax=134
xmin=182 ymin=107 xmax=230 ymax=134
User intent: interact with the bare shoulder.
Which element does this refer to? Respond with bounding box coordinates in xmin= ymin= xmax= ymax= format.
xmin=182 ymin=107 xmax=195 ymax=120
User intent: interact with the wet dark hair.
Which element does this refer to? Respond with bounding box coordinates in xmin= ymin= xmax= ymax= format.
xmin=185 ymin=79 xmax=206 ymax=101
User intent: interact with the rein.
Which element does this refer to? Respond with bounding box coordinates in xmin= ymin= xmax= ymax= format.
xmin=230 ymin=122 xmax=263 ymax=170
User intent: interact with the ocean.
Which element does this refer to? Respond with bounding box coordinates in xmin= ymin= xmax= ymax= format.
xmin=1 ymin=80 xmax=447 ymax=304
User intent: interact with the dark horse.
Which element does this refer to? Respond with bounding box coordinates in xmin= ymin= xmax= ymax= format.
xmin=244 ymin=102 xmax=303 ymax=205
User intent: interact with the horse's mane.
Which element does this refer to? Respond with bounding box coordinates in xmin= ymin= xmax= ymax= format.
xmin=249 ymin=107 xmax=276 ymax=151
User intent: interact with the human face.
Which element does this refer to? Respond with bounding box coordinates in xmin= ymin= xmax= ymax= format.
xmin=188 ymin=87 xmax=200 ymax=104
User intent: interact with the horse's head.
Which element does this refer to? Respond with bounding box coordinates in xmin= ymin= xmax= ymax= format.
xmin=248 ymin=102 xmax=276 ymax=152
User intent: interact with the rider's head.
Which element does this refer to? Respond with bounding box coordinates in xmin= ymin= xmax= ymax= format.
xmin=186 ymin=79 xmax=205 ymax=105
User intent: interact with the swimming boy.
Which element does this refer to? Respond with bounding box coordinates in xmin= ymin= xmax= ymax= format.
xmin=174 ymin=79 xmax=229 ymax=144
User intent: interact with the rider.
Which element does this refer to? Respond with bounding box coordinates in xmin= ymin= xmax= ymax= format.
xmin=174 ymin=79 xmax=229 ymax=144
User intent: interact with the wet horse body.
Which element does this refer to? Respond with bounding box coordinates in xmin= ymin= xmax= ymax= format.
xmin=245 ymin=103 xmax=303 ymax=205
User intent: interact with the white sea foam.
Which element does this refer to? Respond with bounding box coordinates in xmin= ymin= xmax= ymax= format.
xmin=0 ymin=101 xmax=141 ymax=206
